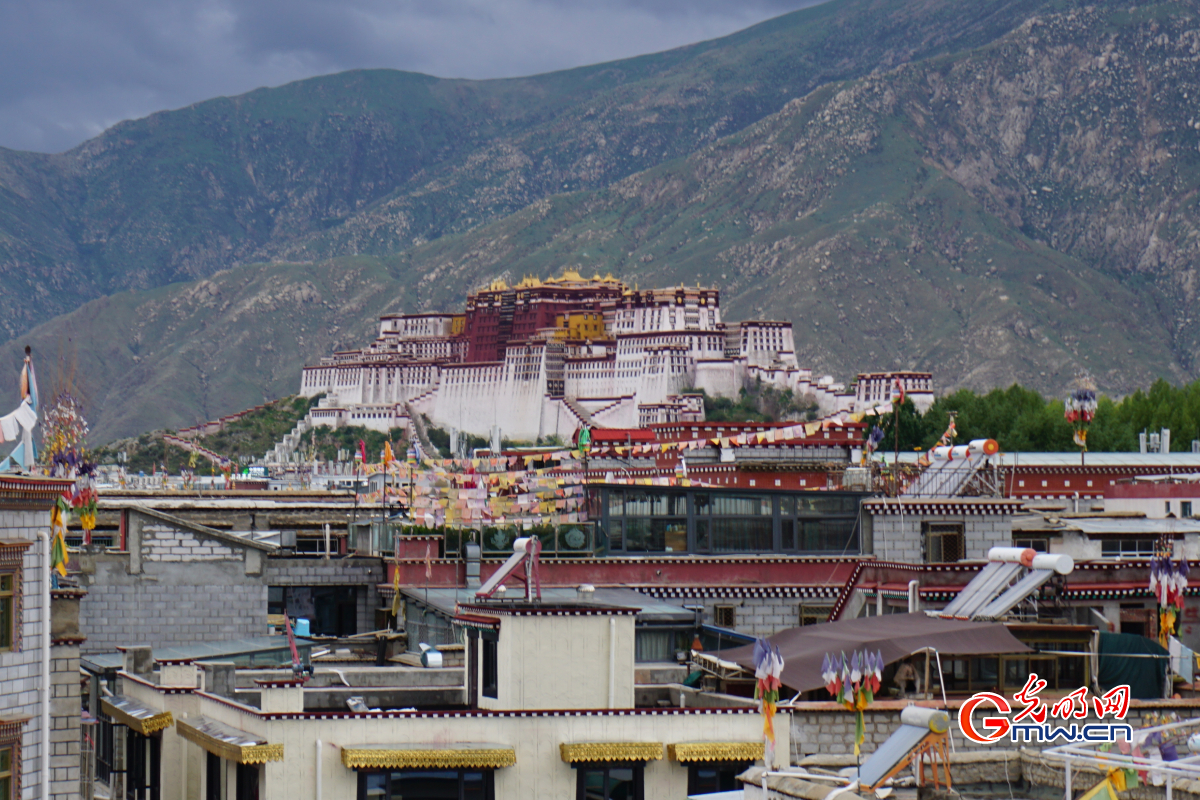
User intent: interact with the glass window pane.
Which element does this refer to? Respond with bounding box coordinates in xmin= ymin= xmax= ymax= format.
xmin=0 ymin=597 xmax=10 ymax=649
xmin=0 ymin=574 xmax=10 ymax=592
xmin=654 ymin=519 xmax=687 ymax=553
xmin=362 ymin=772 xmax=386 ymax=796
xmin=392 ymin=770 xmax=458 ymax=800
xmin=608 ymin=491 xmax=624 ymax=516
xmin=624 ymin=518 xmax=652 ymax=552
xmin=694 ymin=495 xmax=711 ymax=515
xmin=710 ymin=495 xmax=768 ymax=516
xmin=779 ymin=496 xmax=795 ymax=515
xmin=0 ymin=747 xmax=9 ymax=772
xmin=608 ymin=520 xmax=623 ymax=551
xmin=709 ymin=519 xmax=772 ymax=553
xmin=625 ymin=492 xmax=651 ymax=516
xmin=580 ymin=768 xmax=605 ymax=800
xmin=695 ymin=520 xmax=708 ymax=552
xmin=781 ymin=520 xmax=795 ymax=551
xmin=608 ymin=767 xmax=635 ymax=800
xmin=462 ymin=771 xmax=488 ymax=800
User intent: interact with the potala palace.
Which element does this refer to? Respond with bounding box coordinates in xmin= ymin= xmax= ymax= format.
xmin=298 ymin=271 xmax=932 ymax=440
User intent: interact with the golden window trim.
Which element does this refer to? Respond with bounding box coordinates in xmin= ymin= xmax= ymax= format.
xmin=100 ymin=698 xmax=173 ymax=736
xmin=340 ymin=745 xmax=516 ymax=770
xmin=559 ymin=742 xmax=663 ymax=763
xmin=176 ymin=718 xmax=283 ymax=765
xmin=667 ymin=742 xmax=764 ymax=763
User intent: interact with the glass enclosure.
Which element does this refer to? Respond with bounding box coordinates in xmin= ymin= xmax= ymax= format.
xmin=591 ymin=485 xmax=864 ymax=555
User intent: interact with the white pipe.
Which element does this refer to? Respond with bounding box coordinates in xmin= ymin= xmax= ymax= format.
xmin=315 ymin=739 xmax=322 ymax=800
xmin=608 ymin=617 xmax=616 ymax=709
xmin=38 ymin=531 xmax=50 ymax=800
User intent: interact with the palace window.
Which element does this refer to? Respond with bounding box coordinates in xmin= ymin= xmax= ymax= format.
xmin=1101 ymin=538 xmax=1157 ymax=558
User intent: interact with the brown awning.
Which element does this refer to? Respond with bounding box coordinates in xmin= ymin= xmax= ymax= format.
xmin=101 ymin=697 xmax=173 ymax=736
xmin=177 ymin=717 xmax=283 ymax=764
xmin=717 ymin=612 xmax=1032 ymax=694
xmin=341 ymin=744 xmax=515 ymax=770
xmin=559 ymin=742 xmax=663 ymax=763
xmin=668 ymin=742 xmax=764 ymax=763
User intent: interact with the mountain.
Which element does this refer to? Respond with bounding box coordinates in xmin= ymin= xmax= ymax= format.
xmin=3 ymin=0 xmax=1200 ymax=443
xmin=0 ymin=0 xmax=1059 ymax=339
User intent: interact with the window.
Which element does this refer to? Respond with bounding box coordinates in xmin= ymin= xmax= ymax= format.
xmin=687 ymin=762 xmax=753 ymax=795
xmin=713 ymin=606 xmax=736 ymax=628
xmin=1014 ymin=537 xmax=1049 ymax=553
xmin=1184 ymin=502 xmax=1194 ymax=518
xmin=1101 ymin=538 xmax=1158 ymax=558
xmin=0 ymin=573 xmax=13 ymax=651
xmin=125 ymin=729 xmax=161 ymax=800
xmin=923 ymin=523 xmax=965 ymax=563
xmin=359 ymin=769 xmax=494 ymax=800
xmin=206 ymin=753 xmax=221 ymax=800
xmin=799 ymin=604 xmax=832 ymax=627
xmin=0 ymin=742 xmax=14 ymax=800
xmin=575 ymin=764 xmax=643 ymax=800
xmin=482 ymin=636 xmax=498 ymax=699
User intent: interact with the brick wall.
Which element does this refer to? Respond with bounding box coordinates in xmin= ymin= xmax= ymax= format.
xmin=263 ymin=559 xmax=384 ymax=634
xmin=0 ymin=509 xmax=50 ymax=800
xmin=140 ymin=524 xmax=238 ymax=562
xmin=871 ymin=513 xmax=1012 ymax=562
xmin=80 ymin=581 xmax=267 ymax=654
xmin=49 ymin=646 xmax=80 ymax=800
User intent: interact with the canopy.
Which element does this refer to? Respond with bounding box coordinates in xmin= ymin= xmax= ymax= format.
xmin=718 ymin=612 xmax=1032 ymax=693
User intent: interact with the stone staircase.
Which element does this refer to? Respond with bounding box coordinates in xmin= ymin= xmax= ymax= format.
xmin=405 ymin=402 xmax=438 ymax=459
xmin=563 ymin=397 xmax=596 ymax=428
xmin=265 ymin=406 xmax=317 ymax=464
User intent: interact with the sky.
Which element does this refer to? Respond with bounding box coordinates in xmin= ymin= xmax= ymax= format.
xmin=0 ymin=0 xmax=822 ymax=155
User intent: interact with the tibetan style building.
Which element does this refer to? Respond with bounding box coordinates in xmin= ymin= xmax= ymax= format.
xmin=298 ymin=272 xmax=851 ymax=440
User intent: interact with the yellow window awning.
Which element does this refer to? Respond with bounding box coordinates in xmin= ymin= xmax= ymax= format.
xmin=667 ymin=742 xmax=764 ymax=763
xmin=177 ymin=717 xmax=283 ymax=765
xmin=559 ymin=742 xmax=663 ymax=763
xmin=101 ymin=697 xmax=173 ymax=736
xmin=341 ymin=743 xmax=516 ymax=770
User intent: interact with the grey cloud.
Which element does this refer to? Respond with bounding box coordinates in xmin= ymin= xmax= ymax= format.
xmin=0 ymin=0 xmax=820 ymax=154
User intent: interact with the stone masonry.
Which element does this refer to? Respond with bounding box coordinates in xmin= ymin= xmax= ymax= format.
xmin=78 ymin=508 xmax=384 ymax=653
xmin=870 ymin=513 xmax=1012 ymax=563
xmin=0 ymin=509 xmax=51 ymax=800
xmin=262 ymin=559 xmax=384 ymax=634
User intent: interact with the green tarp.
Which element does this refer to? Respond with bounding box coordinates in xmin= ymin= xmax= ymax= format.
xmin=1098 ymin=632 xmax=1168 ymax=699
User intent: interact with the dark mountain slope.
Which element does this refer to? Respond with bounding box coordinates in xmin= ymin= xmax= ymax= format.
xmin=0 ymin=0 xmax=1066 ymax=338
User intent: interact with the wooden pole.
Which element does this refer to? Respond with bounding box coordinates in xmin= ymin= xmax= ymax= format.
xmin=923 ymin=651 xmax=931 ymax=700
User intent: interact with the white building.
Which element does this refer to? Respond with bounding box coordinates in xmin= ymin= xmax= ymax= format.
xmin=95 ymin=598 xmax=784 ymax=800
xmin=298 ymin=272 xmax=853 ymax=441
xmin=0 ymin=473 xmax=83 ymax=800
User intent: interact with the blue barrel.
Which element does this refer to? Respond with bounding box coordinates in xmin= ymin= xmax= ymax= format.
xmin=294 ymin=618 xmax=310 ymax=637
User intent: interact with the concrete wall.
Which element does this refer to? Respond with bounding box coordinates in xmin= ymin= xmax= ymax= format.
xmin=0 ymin=510 xmax=51 ymax=800
xmin=871 ymin=513 xmax=1012 ymax=562
xmin=477 ymin=612 xmax=636 ymax=711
